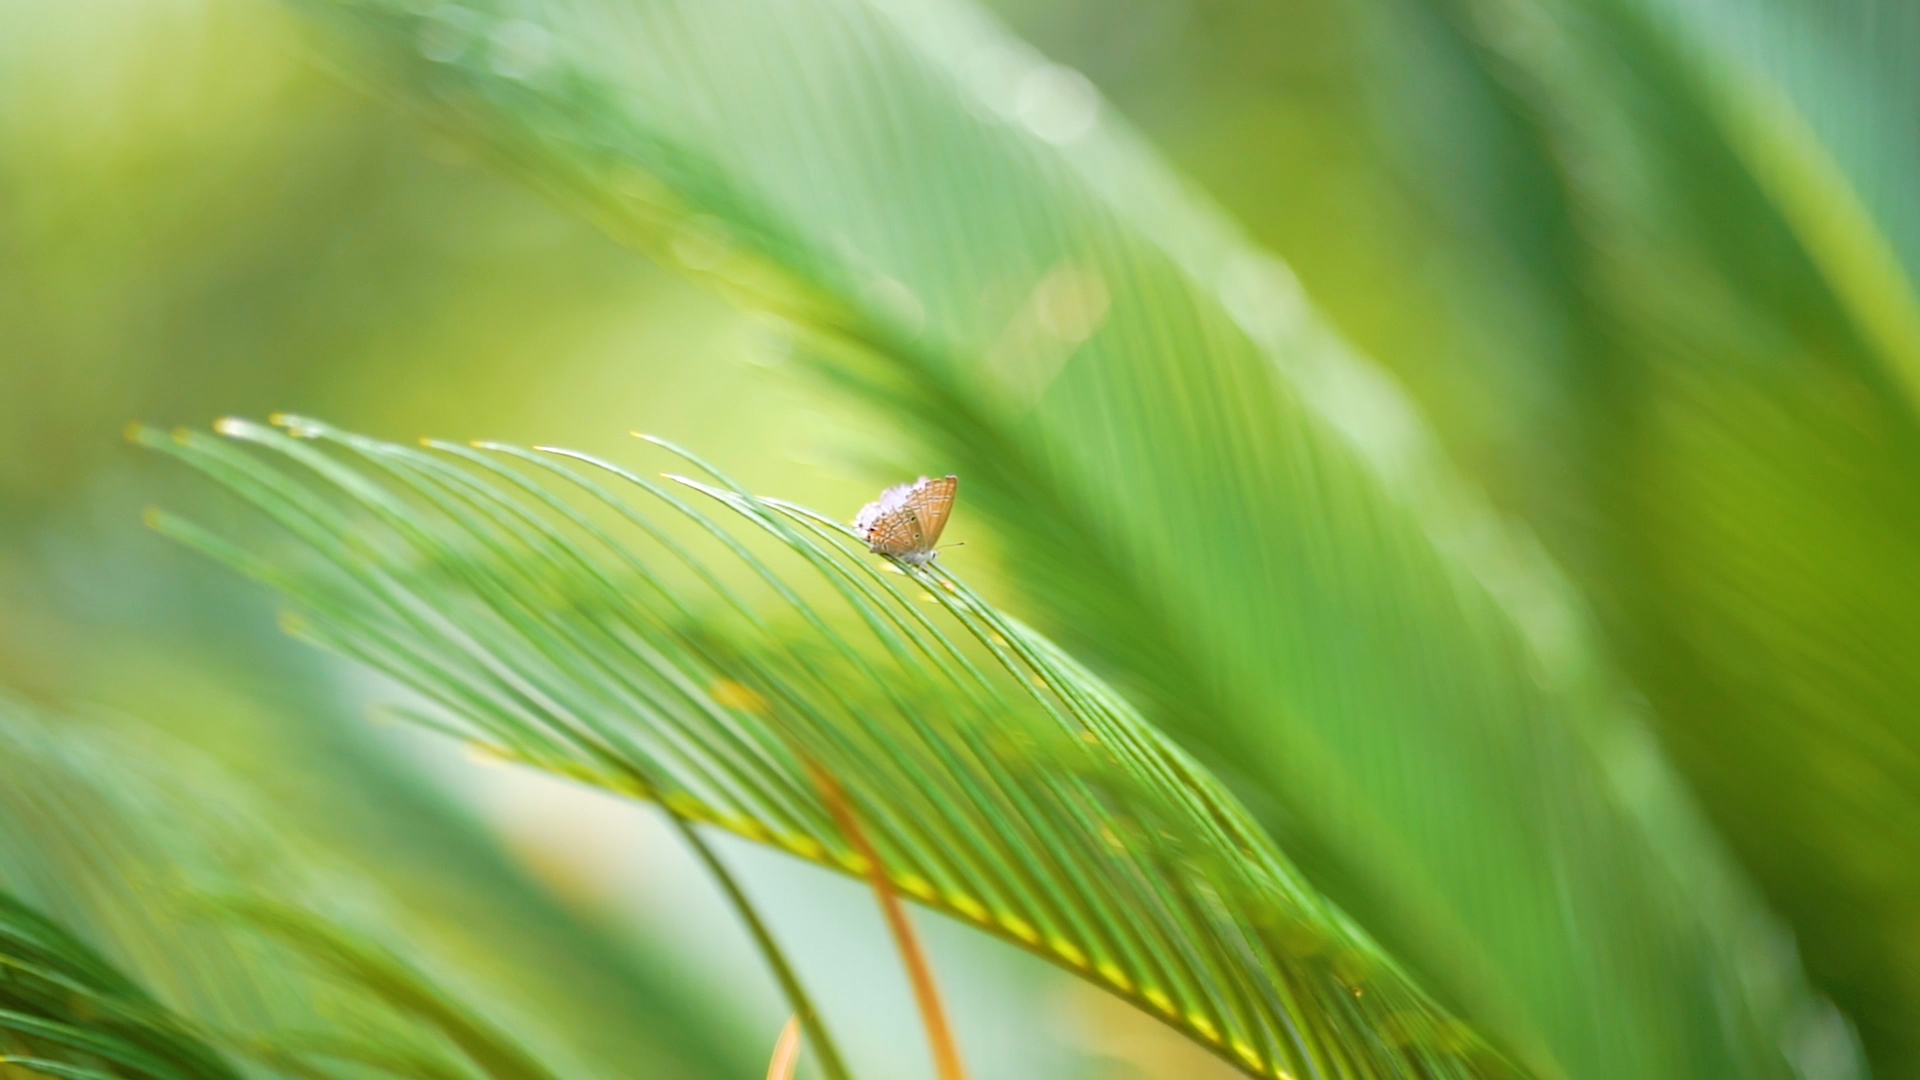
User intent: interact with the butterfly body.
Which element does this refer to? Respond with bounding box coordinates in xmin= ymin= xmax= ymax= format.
xmin=854 ymin=475 xmax=957 ymax=566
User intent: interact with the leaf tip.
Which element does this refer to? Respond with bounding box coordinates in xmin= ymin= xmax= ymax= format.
xmin=273 ymin=414 xmax=325 ymax=438
xmin=765 ymin=1015 xmax=803 ymax=1080
xmin=1186 ymin=1013 xmax=1220 ymax=1043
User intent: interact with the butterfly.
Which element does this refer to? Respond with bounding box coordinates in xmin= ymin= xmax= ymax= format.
xmin=853 ymin=475 xmax=958 ymax=566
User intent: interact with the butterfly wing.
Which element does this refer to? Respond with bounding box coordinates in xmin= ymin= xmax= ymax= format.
xmin=855 ymin=475 xmax=955 ymax=562
xmin=906 ymin=475 xmax=958 ymax=549
xmin=863 ymin=506 xmax=925 ymax=556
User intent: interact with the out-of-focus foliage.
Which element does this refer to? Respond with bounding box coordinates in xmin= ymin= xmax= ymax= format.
xmin=0 ymin=2 xmax=776 ymax=1075
xmin=0 ymin=886 xmax=241 ymax=1080
xmin=0 ymin=692 xmax=681 ymax=1080
xmin=4 ymin=0 xmax=1918 ymax=1076
xmin=999 ymin=2 xmax=1920 ymax=1076
xmin=1369 ymin=5 xmax=1920 ymax=1076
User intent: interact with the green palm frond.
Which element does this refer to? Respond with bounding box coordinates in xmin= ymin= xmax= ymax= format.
xmin=245 ymin=1 xmax=1839 ymax=1077
xmin=0 ymin=692 xmax=603 ymax=1080
xmin=0 ymin=889 xmax=242 ymax=1080
xmin=222 ymin=901 xmax=559 ymax=1080
xmin=138 ymin=415 xmax=1521 ymax=1080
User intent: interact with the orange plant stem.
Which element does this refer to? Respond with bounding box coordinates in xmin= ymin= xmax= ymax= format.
xmin=809 ymin=762 xmax=968 ymax=1080
xmin=765 ymin=1016 xmax=803 ymax=1080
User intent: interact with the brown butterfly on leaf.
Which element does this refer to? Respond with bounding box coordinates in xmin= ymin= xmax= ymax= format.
xmin=853 ymin=475 xmax=958 ymax=566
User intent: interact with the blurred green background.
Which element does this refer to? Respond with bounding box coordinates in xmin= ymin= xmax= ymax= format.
xmin=4 ymin=0 xmax=1918 ymax=1077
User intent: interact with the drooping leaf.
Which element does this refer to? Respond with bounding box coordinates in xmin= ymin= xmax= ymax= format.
xmin=140 ymin=415 xmax=1524 ymax=1080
